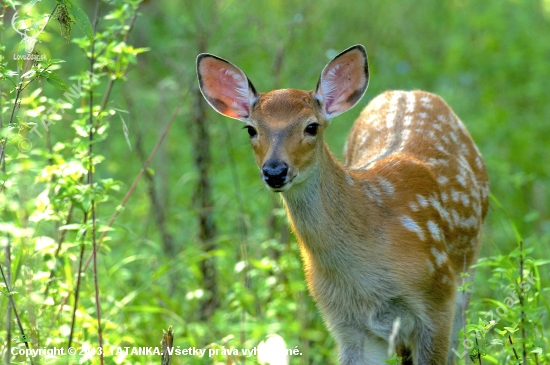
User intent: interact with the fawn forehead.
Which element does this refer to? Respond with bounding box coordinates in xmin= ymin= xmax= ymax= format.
xmin=252 ymin=89 xmax=320 ymax=129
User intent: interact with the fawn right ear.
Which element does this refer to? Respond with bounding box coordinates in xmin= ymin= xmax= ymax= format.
xmin=197 ymin=54 xmax=259 ymax=122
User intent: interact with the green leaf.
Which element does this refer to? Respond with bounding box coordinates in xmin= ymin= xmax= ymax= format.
xmin=59 ymin=223 xmax=84 ymax=231
xmin=45 ymin=72 xmax=69 ymax=91
xmin=5 ymin=0 xmax=18 ymax=9
xmin=68 ymin=3 xmax=94 ymax=41
xmin=489 ymin=339 xmax=504 ymax=346
xmin=533 ymin=259 xmax=550 ymax=266
xmin=48 ymin=59 xmax=66 ymax=64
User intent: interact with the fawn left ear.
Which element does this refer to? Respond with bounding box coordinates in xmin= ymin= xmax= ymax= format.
xmin=197 ymin=54 xmax=259 ymax=122
xmin=314 ymin=45 xmax=369 ymax=119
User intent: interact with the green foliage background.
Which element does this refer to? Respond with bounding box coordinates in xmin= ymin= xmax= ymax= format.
xmin=1 ymin=0 xmax=549 ymax=364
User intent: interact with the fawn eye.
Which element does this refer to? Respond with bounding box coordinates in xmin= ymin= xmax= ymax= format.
xmin=244 ymin=126 xmax=257 ymax=138
xmin=305 ymin=123 xmax=319 ymax=136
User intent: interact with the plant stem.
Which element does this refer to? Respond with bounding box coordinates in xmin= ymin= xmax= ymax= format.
xmin=509 ymin=335 xmax=520 ymax=360
xmin=3 ymin=236 xmax=12 ymax=365
xmin=0 ymin=262 xmax=35 ymax=365
xmin=474 ymin=335 xmax=482 ymax=364
xmin=68 ymin=239 xmax=86 ymax=349
xmin=42 ymin=204 xmax=74 ymax=299
xmin=81 ymin=89 xmax=189 ymax=272
xmin=56 ymin=91 xmax=189 ymax=318
xmin=97 ymin=3 xmax=141 ymax=116
xmin=519 ymin=240 xmax=527 ymax=365
xmin=0 ymin=3 xmax=58 ymax=172
xmin=0 ymin=83 xmax=23 ymax=174
xmin=89 ymin=1 xmax=104 ymax=364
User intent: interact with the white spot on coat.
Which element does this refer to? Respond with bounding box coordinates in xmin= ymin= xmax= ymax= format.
xmin=386 ymin=114 xmax=395 ymax=129
xmin=437 ymin=175 xmax=449 ymax=185
xmin=400 ymin=215 xmax=425 ymax=241
xmin=436 ymin=144 xmax=449 ymax=154
xmin=364 ymin=184 xmax=383 ymax=205
xmin=376 ymin=177 xmax=395 ymax=195
xmin=452 ymin=210 xmax=460 ymax=225
xmin=427 ymin=260 xmax=435 ymax=274
xmin=416 ymin=195 xmax=428 ymax=208
xmin=450 ymin=132 xmax=458 ymax=143
xmin=460 ymin=216 xmax=478 ymax=229
xmin=451 ymin=190 xmax=460 ymax=202
xmin=429 ymin=196 xmax=453 ymax=228
xmin=430 ymin=247 xmax=448 ymax=266
xmin=406 ymin=92 xmax=416 ymax=113
xmin=475 ymin=156 xmax=483 ymax=169
xmin=427 ymin=220 xmax=443 ymax=241
xmin=460 ymin=193 xmax=470 ymax=206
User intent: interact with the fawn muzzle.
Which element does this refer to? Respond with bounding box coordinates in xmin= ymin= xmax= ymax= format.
xmin=261 ymin=160 xmax=289 ymax=190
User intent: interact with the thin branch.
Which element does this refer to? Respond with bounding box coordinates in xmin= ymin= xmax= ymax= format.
xmin=0 ymin=84 xmax=23 ymax=171
xmin=98 ymin=3 xmax=141 ymax=115
xmin=49 ymin=290 xmax=71 ymax=335
xmin=68 ymin=238 xmax=86 ymax=349
xmin=45 ymin=1 xmax=143 ymax=329
xmin=508 ymin=335 xmax=520 ymax=360
xmin=519 ymin=240 xmax=527 ymax=365
xmin=474 ymin=335 xmax=482 ymax=364
xmin=53 ymin=89 xmax=191 ymax=325
xmin=54 ymin=89 xmax=190 ymax=337
xmin=125 ymin=87 xmax=177 ymax=288
xmin=89 ymin=1 xmax=104 ymax=363
xmin=42 ymin=204 xmax=74 ymax=299
xmin=81 ymin=89 xmax=189 ymax=273
xmin=94 ymin=3 xmax=140 ymax=60
xmin=0 ymin=263 xmax=34 ymax=365
xmin=0 ymin=3 xmax=59 ymax=172
xmin=1 ymin=9 xmax=11 ymax=362
xmin=135 ymin=131 xmax=177 ymax=291
xmin=3 ymin=235 xmax=12 ymax=365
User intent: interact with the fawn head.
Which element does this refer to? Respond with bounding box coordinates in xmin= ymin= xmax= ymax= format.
xmin=197 ymin=45 xmax=369 ymax=192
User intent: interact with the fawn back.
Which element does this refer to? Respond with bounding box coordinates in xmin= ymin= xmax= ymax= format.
xmin=197 ymin=45 xmax=489 ymax=365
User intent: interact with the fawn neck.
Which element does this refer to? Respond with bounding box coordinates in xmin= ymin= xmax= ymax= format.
xmin=282 ymin=142 xmax=378 ymax=256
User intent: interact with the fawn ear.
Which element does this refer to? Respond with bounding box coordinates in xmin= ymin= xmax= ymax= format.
xmin=197 ymin=54 xmax=259 ymax=122
xmin=314 ymin=45 xmax=369 ymax=119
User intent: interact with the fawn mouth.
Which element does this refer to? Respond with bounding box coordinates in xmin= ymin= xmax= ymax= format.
xmin=264 ymin=176 xmax=295 ymax=193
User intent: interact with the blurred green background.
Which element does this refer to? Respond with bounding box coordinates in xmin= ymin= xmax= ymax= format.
xmin=2 ymin=0 xmax=549 ymax=363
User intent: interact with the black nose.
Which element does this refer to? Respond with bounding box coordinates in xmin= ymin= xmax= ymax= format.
xmin=262 ymin=161 xmax=288 ymax=189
